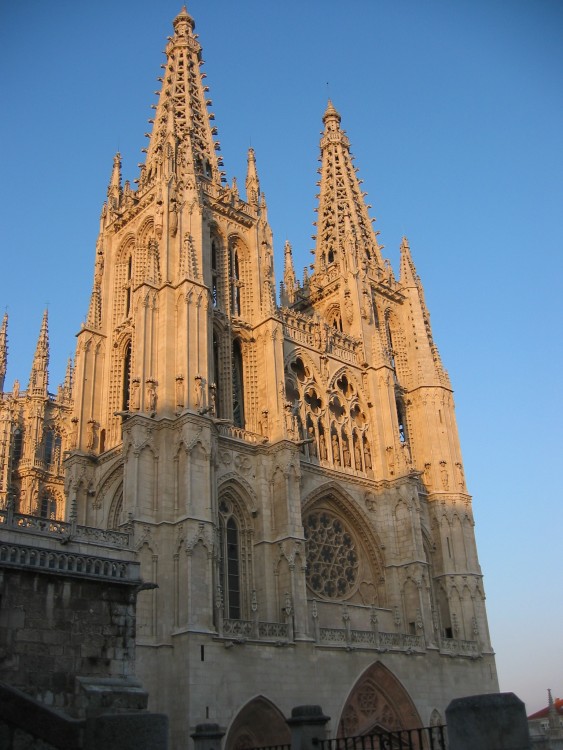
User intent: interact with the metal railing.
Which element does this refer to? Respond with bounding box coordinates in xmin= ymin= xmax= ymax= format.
xmin=315 ymin=726 xmax=447 ymax=750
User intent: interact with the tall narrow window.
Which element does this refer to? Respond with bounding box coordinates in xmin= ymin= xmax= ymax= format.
xmin=232 ymin=339 xmax=244 ymax=428
xmin=12 ymin=428 xmax=23 ymax=465
xmin=125 ymin=256 xmax=132 ymax=317
xmin=219 ymin=498 xmax=242 ymax=619
xmin=229 ymin=243 xmax=241 ymax=316
xmin=396 ymin=396 xmax=408 ymax=444
xmin=40 ymin=492 xmax=57 ymax=519
xmin=213 ymin=330 xmax=221 ymax=418
xmin=211 ymin=240 xmax=219 ymax=308
xmin=44 ymin=429 xmax=54 ymax=464
xmin=122 ymin=342 xmax=132 ymax=411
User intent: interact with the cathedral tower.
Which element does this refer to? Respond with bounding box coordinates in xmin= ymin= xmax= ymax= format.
xmin=63 ymin=8 xmax=497 ymax=749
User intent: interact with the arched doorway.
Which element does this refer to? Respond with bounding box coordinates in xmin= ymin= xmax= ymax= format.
xmin=225 ymin=696 xmax=290 ymax=750
xmin=338 ymin=662 xmax=423 ymax=737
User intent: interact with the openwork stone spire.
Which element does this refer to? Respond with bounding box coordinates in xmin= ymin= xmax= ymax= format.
xmin=0 ymin=313 xmax=7 ymax=392
xmin=142 ymin=5 xmax=222 ymax=187
xmin=28 ymin=310 xmax=49 ymax=396
xmin=313 ymin=101 xmax=383 ymax=278
xmin=282 ymin=240 xmax=298 ymax=305
xmin=245 ymin=147 xmax=260 ymax=206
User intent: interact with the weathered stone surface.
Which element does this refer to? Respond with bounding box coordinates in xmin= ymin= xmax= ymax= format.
xmin=446 ymin=692 xmax=531 ymax=750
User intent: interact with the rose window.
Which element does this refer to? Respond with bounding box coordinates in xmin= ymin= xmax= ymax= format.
xmin=304 ymin=511 xmax=359 ymax=599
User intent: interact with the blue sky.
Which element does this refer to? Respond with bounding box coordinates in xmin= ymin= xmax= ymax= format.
xmin=1 ymin=0 xmax=562 ymax=714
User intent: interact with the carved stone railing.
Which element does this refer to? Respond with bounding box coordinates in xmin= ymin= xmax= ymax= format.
xmin=216 ymin=423 xmax=267 ymax=445
xmin=440 ymin=637 xmax=480 ymax=657
xmin=317 ymin=626 xmax=425 ymax=653
xmin=0 ymin=541 xmax=139 ymax=583
xmin=0 ymin=509 xmax=131 ymax=549
xmin=221 ymin=618 xmax=289 ymax=642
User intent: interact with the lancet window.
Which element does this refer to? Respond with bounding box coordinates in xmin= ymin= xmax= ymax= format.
xmin=43 ymin=428 xmax=62 ymax=468
xmin=211 ymin=239 xmax=219 ymax=308
xmin=125 ymin=256 xmax=132 ymax=317
xmin=39 ymin=490 xmax=57 ymax=520
xmin=122 ymin=342 xmax=132 ymax=411
xmin=218 ymin=492 xmax=252 ymax=620
xmin=12 ymin=428 xmax=23 ymax=466
xmin=229 ymin=241 xmax=242 ymax=317
xmin=232 ymin=339 xmax=245 ymax=428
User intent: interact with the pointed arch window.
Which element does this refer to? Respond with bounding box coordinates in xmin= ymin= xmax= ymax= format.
xmin=396 ymin=394 xmax=408 ymax=444
xmin=122 ymin=342 xmax=132 ymax=411
xmin=211 ymin=240 xmax=219 ymax=308
xmin=125 ymin=256 xmax=133 ymax=317
xmin=229 ymin=242 xmax=242 ymax=317
xmin=12 ymin=428 xmax=23 ymax=466
xmin=213 ymin=330 xmax=222 ymax=418
xmin=44 ymin=429 xmax=62 ymax=467
xmin=219 ymin=497 xmax=244 ymax=619
xmin=232 ymin=339 xmax=245 ymax=428
xmin=39 ymin=491 xmax=57 ymax=520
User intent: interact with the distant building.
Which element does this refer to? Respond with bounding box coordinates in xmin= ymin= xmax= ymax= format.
xmin=529 ymin=691 xmax=563 ymax=749
xmin=0 ymin=6 xmax=499 ymax=750
xmin=0 ymin=312 xmax=72 ymax=520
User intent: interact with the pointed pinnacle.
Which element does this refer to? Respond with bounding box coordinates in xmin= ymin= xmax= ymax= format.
xmin=323 ymin=99 xmax=341 ymax=125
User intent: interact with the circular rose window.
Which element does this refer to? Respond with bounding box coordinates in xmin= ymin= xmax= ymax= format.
xmin=304 ymin=510 xmax=359 ymax=599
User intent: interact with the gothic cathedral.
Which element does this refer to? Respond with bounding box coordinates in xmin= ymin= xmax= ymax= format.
xmin=0 ymin=7 xmax=498 ymax=749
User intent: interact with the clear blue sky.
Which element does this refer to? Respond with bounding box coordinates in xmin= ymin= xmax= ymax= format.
xmin=1 ymin=0 xmax=562 ymax=714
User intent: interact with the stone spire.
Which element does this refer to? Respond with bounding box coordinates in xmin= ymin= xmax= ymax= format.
xmin=0 ymin=312 xmax=7 ymax=392
xmin=399 ymin=236 xmax=449 ymax=387
xmin=142 ymin=5 xmax=222 ymax=187
xmin=61 ymin=357 xmax=73 ymax=403
xmin=107 ymin=152 xmax=122 ymax=212
xmin=245 ymin=147 xmax=260 ymax=206
xmin=28 ymin=310 xmax=49 ymax=396
xmin=283 ymin=240 xmax=297 ymax=305
xmin=312 ymin=101 xmax=383 ymax=278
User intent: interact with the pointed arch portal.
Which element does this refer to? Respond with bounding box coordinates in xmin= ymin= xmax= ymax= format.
xmin=338 ymin=661 xmax=422 ymax=737
xmin=225 ymin=696 xmax=290 ymax=750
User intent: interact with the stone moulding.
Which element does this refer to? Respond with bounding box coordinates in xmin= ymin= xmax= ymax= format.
xmin=0 ymin=541 xmax=141 ymax=584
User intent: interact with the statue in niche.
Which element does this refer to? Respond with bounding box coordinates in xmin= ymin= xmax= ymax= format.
xmin=307 ymin=426 xmax=317 ymax=458
xmin=319 ymin=430 xmax=327 ymax=460
xmin=342 ymin=432 xmax=351 ymax=467
xmin=86 ymin=420 xmax=96 ymax=452
xmin=331 ymin=432 xmax=341 ymax=466
xmin=146 ymin=379 xmax=157 ymax=413
xmin=175 ymin=375 xmax=184 ymax=409
xmin=455 ymin=461 xmax=465 ymax=489
xmin=423 ymin=462 xmax=432 ymax=487
xmin=284 ymin=401 xmax=296 ymax=438
xmin=69 ymin=417 xmax=79 ymax=450
xmin=194 ymin=374 xmax=206 ymax=411
xmin=94 ymin=250 xmax=104 ymax=286
xmin=440 ymin=462 xmax=449 ymax=490
xmin=354 ymin=436 xmax=362 ymax=470
xmin=130 ymin=378 xmax=140 ymax=410
xmin=209 ymin=383 xmax=217 ymax=416
xmin=363 ymin=436 xmax=372 ymax=473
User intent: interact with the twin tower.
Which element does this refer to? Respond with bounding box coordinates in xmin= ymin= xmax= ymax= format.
xmin=0 ymin=7 xmax=497 ymax=749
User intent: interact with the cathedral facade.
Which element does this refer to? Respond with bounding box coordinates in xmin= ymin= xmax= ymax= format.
xmin=0 ymin=7 xmax=498 ymax=750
